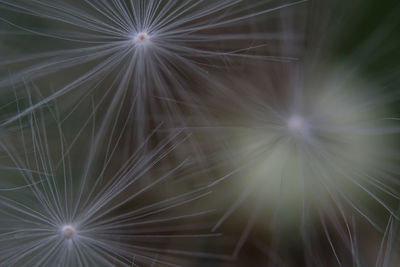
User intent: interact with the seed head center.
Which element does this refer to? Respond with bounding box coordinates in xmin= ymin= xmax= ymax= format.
xmin=287 ymin=115 xmax=307 ymax=135
xmin=62 ymin=225 xmax=75 ymax=239
xmin=135 ymin=32 xmax=150 ymax=43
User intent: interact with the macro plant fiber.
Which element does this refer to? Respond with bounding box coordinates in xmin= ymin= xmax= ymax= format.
xmin=0 ymin=0 xmax=399 ymax=267
xmin=0 ymin=0 xmax=305 ymax=143
xmin=0 ymin=92 xmax=226 ymax=266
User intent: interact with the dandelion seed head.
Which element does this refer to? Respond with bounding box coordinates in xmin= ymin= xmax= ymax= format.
xmin=0 ymin=102 xmax=213 ymax=265
xmin=219 ymin=69 xmax=398 ymax=237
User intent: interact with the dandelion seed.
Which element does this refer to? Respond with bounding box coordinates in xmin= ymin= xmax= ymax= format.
xmin=197 ymin=62 xmax=400 ymax=263
xmin=190 ymin=2 xmax=400 ymax=263
xmin=0 ymin=95 xmax=224 ymax=266
xmin=0 ymin=0 xmax=307 ymax=141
